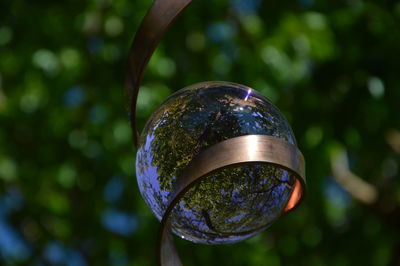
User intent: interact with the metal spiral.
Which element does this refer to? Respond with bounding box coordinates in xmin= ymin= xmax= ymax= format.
xmin=125 ymin=0 xmax=306 ymax=265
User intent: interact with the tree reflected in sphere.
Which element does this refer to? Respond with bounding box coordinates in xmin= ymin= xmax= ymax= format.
xmin=136 ymin=81 xmax=297 ymax=244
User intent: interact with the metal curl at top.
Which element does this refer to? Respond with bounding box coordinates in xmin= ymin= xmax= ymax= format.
xmin=125 ymin=0 xmax=306 ymax=265
xmin=126 ymin=0 xmax=193 ymax=146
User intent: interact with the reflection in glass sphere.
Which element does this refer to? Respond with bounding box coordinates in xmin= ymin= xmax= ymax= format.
xmin=136 ymin=81 xmax=297 ymax=244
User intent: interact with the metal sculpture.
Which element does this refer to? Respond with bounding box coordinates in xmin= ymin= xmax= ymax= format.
xmin=126 ymin=1 xmax=306 ymax=265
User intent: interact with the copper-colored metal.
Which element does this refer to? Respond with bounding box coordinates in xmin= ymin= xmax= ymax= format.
xmin=126 ymin=0 xmax=307 ymax=265
xmin=157 ymin=135 xmax=305 ymax=266
xmin=126 ymin=0 xmax=193 ymax=146
xmin=170 ymin=135 xmax=305 ymax=204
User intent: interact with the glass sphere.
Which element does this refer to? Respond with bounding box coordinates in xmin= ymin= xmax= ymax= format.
xmin=136 ymin=81 xmax=297 ymax=244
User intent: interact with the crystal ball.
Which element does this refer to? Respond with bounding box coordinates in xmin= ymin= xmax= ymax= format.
xmin=136 ymin=81 xmax=297 ymax=244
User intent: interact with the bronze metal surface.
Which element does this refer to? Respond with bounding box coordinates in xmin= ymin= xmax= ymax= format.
xmin=158 ymin=135 xmax=306 ymax=266
xmin=126 ymin=0 xmax=193 ymax=146
xmin=126 ymin=0 xmax=307 ymax=265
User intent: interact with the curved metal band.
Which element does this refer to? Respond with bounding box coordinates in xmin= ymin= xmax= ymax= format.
xmin=126 ymin=0 xmax=193 ymax=146
xmin=158 ymin=135 xmax=306 ymax=266
xmin=127 ymin=1 xmax=307 ymax=265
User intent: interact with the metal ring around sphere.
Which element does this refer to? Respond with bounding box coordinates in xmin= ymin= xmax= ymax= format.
xmin=125 ymin=0 xmax=307 ymax=265
xmin=158 ymin=135 xmax=306 ymax=266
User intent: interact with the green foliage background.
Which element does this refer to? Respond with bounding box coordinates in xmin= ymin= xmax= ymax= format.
xmin=1 ymin=0 xmax=400 ymax=265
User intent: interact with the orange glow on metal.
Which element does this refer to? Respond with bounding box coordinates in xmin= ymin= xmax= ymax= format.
xmin=284 ymin=178 xmax=302 ymax=213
